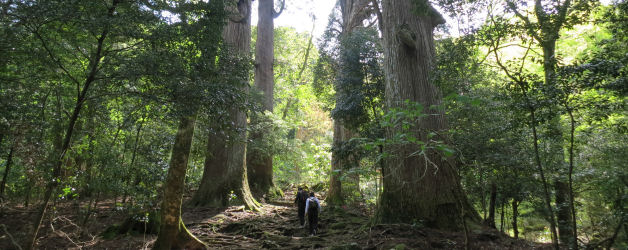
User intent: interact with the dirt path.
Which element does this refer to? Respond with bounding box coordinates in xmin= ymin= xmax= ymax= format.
xmin=184 ymin=193 xmax=365 ymax=249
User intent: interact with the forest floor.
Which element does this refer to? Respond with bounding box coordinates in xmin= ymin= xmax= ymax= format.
xmin=0 ymin=191 xmax=549 ymax=249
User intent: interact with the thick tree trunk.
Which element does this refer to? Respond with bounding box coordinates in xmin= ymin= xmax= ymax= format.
xmin=376 ymin=0 xmax=478 ymax=230
xmin=328 ymin=0 xmax=370 ymax=207
xmin=191 ymin=0 xmax=260 ymax=211
xmin=154 ymin=115 xmax=207 ymax=250
xmin=248 ymin=0 xmax=275 ymax=198
xmin=190 ymin=131 xmax=229 ymax=207
xmin=0 ymin=142 xmax=15 ymax=196
xmin=486 ymin=182 xmax=497 ymax=228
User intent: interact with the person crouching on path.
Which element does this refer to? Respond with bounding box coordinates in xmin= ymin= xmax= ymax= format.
xmin=294 ymin=187 xmax=307 ymax=227
xmin=305 ymin=192 xmax=321 ymax=236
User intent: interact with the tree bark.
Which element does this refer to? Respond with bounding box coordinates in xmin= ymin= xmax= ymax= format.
xmin=512 ymin=198 xmax=519 ymax=239
xmin=0 ymin=133 xmax=4 ymax=156
xmin=555 ymin=180 xmax=574 ymax=247
xmin=153 ymin=115 xmax=207 ymax=250
xmin=328 ymin=0 xmax=371 ymax=207
xmin=191 ymin=0 xmax=260 ymax=211
xmin=486 ymin=182 xmax=497 ymax=228
xmin=328 ymin=120 xmax=353 ymax=206
xmin=566 ymin=109 xmax=578 ymax=249
xmin=0 ymin=142 xmax=15 ymax=196
xmin=500 ymin=197 xmax=505 ymax=232
xmin=376 ymin=0 xmax=478 ymax=230
xmin=248 ymin=0 xmax=276 ymax=198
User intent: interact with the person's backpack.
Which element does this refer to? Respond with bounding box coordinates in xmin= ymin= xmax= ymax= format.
xmin=307 ymin=197 xmax=318 ymax=215
xmin=297 ymin=191 xmax=307 ymax=206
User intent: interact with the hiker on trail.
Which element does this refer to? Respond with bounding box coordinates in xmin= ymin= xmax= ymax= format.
xmin=294 ymin=187 xmax=308 ymax=227
xmin=305 ymin=192 xmax=321 ymax=236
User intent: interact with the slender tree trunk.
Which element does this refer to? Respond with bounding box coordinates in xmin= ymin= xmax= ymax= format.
xmin=154 ymin=115 xmax=207 ymax=250
xmin=123 ymin=117 xmax=145 ymax=204
xmin=0 ymin=142 xmax=15 ymax=196
xmin=191 ymin=0 xmax=260 ymax=211
xmin=512 ymin=198 xmax=519 ymax=239
xmin=376 ymin=0 xmax=478 ymax=229
xmin=27 ymin=2 xmax=118 ymax=247
xmin=566 ymin=109 xmax=578 ymax=249
xmin=500 ymin=197 xmax=505 ymax=232
xmin=24 ymin=178 xmax=31 ymax=208
xmin=527 ymin=106 xmax=559 ymax=249
xmin=487 ymin=182 xmax=497 ymax=228
xmin=248 ymin=0 xmax=276 ymax=198
xmin=0 ymin=133 xmax=4 ymax=156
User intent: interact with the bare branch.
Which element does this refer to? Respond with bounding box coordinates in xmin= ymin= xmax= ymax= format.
xmin=272 ymin=0 xmax=285 ymax=18
xmin=370 ymin=0 xmax=383 ymax=33
xmin=505 ymin=0 xmax=542 ymax=42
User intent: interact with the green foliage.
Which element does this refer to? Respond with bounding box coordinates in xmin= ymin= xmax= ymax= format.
xmin=362 ymin=100 xmax=456 ymax=163
xmin=252 ymin=27 xmax=333 ymax=188
xmin=332 ymin=27 xmax=385 ymax=130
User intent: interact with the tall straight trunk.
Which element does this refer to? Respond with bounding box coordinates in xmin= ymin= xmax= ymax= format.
xmin=376 ymin=0 xmax=478 ymax=230
xmin=507 ymin=1 xmax=575 ymax=247
xmin=248 ymin=0 xmax=276 ymax=198
xmin=123 ymin=116 xmax=145 ymax=204
xmin=555 ymin=180 xmax=573 ymax=246
xmin=154 ymin=115 xmax=207 ymax=250
xmin=0 ymin=142 xmax=15 ymax=196
xmin=487 ymin=182 xmax=497 ymax=228
xmin=328 ymin=0 xmax=370 ymax=207
xmin=566 ymin=109 xmax=578 ymax=249
xmin=191 ymin=0 xmax=260 ymax=210
xmin=527 ymin=105 xmax=559 ymax=249
xmin=500 ymin=197 xmax=505 ymax=232
xmin=27 ymin=2 xmax=118 ymax=248
xmin=328 ymin=120 xmax=352 ymax=206
xmin=545 ymin=39 xmax=575 ymax=249
xmin=512 ymin=199 xmax=519 ymax=239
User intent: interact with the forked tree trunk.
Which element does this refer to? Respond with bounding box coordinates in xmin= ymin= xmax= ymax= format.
xmin=154 ymin=115 xmax=207 ymax=250
xmin=191 ymin=0 xmax=260 ymax=211
xmin=247 ymin=0 xmax=276 ymax=198
xmin=376 ymin=0 xmax=478 ymax=230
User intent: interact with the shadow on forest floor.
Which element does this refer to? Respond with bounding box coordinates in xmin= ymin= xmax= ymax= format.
xmin=0 ymin=192 xmax=550 ymax=249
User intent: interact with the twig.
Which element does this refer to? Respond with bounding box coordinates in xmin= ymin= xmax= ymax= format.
xmin=54 ymin=230 xmax=80 ymax=248
xmin=273 ymin=209 xmax=286 ymax=220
